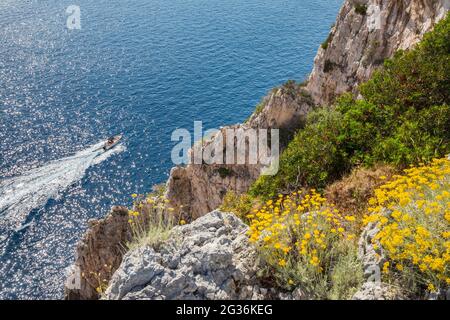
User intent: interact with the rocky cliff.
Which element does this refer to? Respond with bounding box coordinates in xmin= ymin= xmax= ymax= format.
xmin=166 ymin=0 xmax=449 ymax=219
xmin=64 ymin=206 xmax=132 ymax=300
xmin=104 ymin=211 xmax=308 ymax=300
xmin=104 ymin=211 xmax=270 ymax=300
xmin=165 ymin=82 xmax=314 ymax=219
xmin=307 ymin=0 xmax=449 ymax=106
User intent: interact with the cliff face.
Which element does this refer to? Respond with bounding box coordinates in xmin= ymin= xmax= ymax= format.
xmin=166 ymin=0 xmax=448 ymax=219
xmin=307 ymin=0 xmax=448 ymax=105
xmin=166 ymin=88 xmax=313 ymax=219
xmin=166 ymin=157 xmax=261 ymax=220
xmin=64 ymin=206 xmax=132 ymax=300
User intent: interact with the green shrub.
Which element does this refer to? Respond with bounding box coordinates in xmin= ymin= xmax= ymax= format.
xmin=354 ymin=4 xmax=367 ymax=15
xmin=323 ymin=59 xmax=337 ymax=73
xmin=329 ymin=243 xmax=364 ymax=299
xmin=360 ymin=14 xmax=449 ymax=109
xmin=250 ymin=109 xmax=348 ymax=198
xmin=217 ymin=167 xmax=232 ymax=178
xmin=321 ymin=31 xmax=334 ymax=50
xmin=371 ymin=105 xmax=450 ymax=165
xmin=335 ymin=100 xmax=450 ymax=167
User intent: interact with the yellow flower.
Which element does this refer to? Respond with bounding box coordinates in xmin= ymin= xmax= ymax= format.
xmin=180 ymin=219 xmax=186 ymax=225
xmin=245 ymin=188 xmax=371 ymax=290
xmin=367 ymin=158 xmax=450 ymax=289
xmin=382 ymin=262 xmax=389 ymax=274
xmin=282 ymin=246 xmax=291 ymax=254
xmin=310 ymin=256 xmax=320 ymax=267
xmin=131 ymin=193 xmax=137 ymax=198
xmin=278 ymin=259 xmax=287 ymax=267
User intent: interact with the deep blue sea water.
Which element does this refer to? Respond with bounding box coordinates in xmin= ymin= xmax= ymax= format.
xmin=0 ymin=0 xmax=342 ymax=299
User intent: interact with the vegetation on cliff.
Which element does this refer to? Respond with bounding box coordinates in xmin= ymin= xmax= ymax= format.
xmin=364 ymin=158 xmax=450 ymax=296
xmin=222 ymin=13 xmax=450 ymax=299
xmin=250 ymin=13 xmax=450 ymax=198
xmin=126 ymin=186 xmax=182 ymax=251
xmin=246 ymin=190 xmax=362 ymax=299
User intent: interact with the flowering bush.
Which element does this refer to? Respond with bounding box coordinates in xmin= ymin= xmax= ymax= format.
xmin=247 ymin=189 xmax=363 ymax=299
xmin=127 ymin=191 xmax=183 ymax=250
xmin=364 ymin=157 xmax=450 ymax=295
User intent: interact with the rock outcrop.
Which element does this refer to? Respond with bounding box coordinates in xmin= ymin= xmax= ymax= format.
xmin=353 ymin=282 xmax=404 ymax=300
xmin=104 ymin=211 xmax=272 ymax=300
xmin=306 ymin=0 xmax=448 ymax=106
xmin=352 ymin=217 xmax=405 ymax=300
xmin=246 ymin=84 xmax=313 ymax=132
xmin=64 ymin=206 xmax=132 ymax=300
xmin=166 ymin=81 xmax=314 ymax=219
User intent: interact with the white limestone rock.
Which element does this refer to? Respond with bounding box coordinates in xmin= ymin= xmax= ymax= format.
xmin=104 ymin=211 xmax=270 ymax=300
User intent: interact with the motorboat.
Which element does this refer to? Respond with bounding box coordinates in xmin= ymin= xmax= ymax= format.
xmin=103 ymin=134 xmax=122 ymax=151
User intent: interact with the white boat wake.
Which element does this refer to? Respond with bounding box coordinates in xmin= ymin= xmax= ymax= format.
xmin=0 ymin=141 xmax=124 ymax=250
